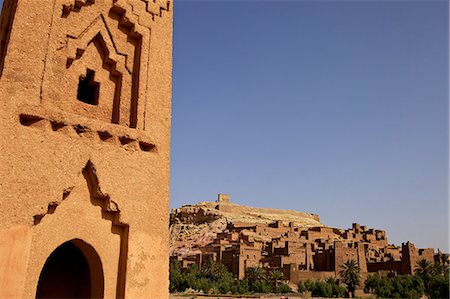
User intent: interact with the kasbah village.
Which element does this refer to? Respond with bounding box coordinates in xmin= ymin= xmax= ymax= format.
xmin=0 ymin=1 xmax=447 ymax=299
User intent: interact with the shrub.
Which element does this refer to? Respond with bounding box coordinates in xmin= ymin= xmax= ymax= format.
xmin=364 ymin=273 xmax=380 ymax=293
xmin=303 ymin=279 xmax=315 ymax=291
xmin=297 ymin=279 xmax=345 ymax=298
xmin=365 ymin=274 xmax=425 ymax=299
xmin=235 ymin=278 xmax=250 ymax=294
xmin=327 ymin=279 xmax=346 ymax=297
xmin=297 ymin=281 xmax=306 ymax=293
xmin=169 ymin=260 xmax=185 ymax=292
xmin=278 ymin=283 xmax=292 ymax=293
xmin=196 ymin=277 xmax=211 ymax=293
xmin=311 ymin=281 xmax=332 ymax=297
xmin=428 ymin=274 xmax=449 ymax=299
xmin=251 ymin=279 xmax=273 ymax=293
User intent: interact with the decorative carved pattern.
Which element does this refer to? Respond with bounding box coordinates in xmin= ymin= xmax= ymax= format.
xmin=32 ymin=161 xmax=128 ymax=226
xmin=112 ymin=0 xmax=170 ymax=27
xmin=62 ymin=0 xmax=171 ymax=23
xmin=62 ymin=0 xmax=95 ymax=18
xmin=82 ymin=161 xmax=129 ymax=298
xmin=65 ymin=13 xmax=142 ymax=76
xmin=33 ymin=187 xmax=74 ymax=225
xmin=64 ymin=14 xmax=143 ymax=127
xmin=32 ymin=161 xmax=129 ymax=298
xmin=66 ymin=16 xmax=128 ymax=74
xmin=134 ymin=0 xmax=170 ymax=20
xmin=82 ymin=160 xmax=122 ymax=218
xmin=19 ymin=113 xmax=156 ymax=153
xmin=42 ymin=0 xmax=164 ymax=129
xmin=108 ymin=6 xmax=144 ymax=73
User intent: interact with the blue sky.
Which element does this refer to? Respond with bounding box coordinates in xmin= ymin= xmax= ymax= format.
xmin=171 ymin=0 xmax=449 ymax=251
xmin=0 ymin=0 xmax=447 ymax=251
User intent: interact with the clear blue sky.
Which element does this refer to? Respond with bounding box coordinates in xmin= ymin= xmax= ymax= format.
xmin=171 ymin=0 xmax=449 ymax=252
xmin=0 ymin=1 xmax=447 ymax=251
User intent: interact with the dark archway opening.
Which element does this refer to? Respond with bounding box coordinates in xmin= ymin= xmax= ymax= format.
xmin=36 ymin=239 xmax=104 ymax=299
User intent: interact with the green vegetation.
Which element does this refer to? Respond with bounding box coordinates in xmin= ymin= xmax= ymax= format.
xmin=170 ymin=257 xmax=449 ymax=298
xmin=297 ymin=278 xmax=345 ymax=297
xmin=268 ymin=269 xmax=284 ymax=292
xmin=169 ymin=261 xmax=292 ymax=295
xmin=415 ymin=257 xmax=450 ymax=299
xmin=169 ymin=260 xmax=235 ymax=294
xmin=364 ymin=258 xmax=449 ymax=299
xmin=339 ymin=259 xmax=361 ymax=297
xmin=415 ymin=259 xmax=433 ymax=291
xmin=364 ymin=273 xmax=425 ymax=299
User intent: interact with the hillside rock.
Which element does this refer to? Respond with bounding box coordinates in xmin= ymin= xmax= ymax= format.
xmin=169 ymin=195 xmax=322 ymax=256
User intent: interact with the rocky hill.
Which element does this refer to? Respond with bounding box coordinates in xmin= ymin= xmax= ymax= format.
xmin=169 ymin=194 xmax=322 ymax=256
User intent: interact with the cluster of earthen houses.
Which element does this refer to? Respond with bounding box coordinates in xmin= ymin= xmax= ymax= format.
xmin=171 ymin=220 xmax=444 ymax=284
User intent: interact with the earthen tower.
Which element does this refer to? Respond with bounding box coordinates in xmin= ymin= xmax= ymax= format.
xmin=0 ymin=0 xmax=172 ymax=298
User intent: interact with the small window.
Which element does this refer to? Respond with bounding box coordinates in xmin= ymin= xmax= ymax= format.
xmin=77 ymin=69 xmax=99 ymax=105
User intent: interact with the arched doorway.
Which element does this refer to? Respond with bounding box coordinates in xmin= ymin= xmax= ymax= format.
xmin=36 ymin=239 xmax=104 ymax=299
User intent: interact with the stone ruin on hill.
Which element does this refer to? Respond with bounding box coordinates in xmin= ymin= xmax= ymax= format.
xmin=170 ymin=194 xmax=446 ymax=288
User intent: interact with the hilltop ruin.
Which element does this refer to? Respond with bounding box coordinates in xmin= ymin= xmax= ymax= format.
xmin=170 ymin=194 xmax=445 ymax=286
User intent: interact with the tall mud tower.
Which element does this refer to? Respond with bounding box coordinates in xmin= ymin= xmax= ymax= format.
xmin=0 ymin=0 xmax=172 ymax=298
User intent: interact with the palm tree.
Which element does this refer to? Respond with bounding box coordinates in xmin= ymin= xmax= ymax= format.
xmin=201 ymin=258 xmax=230 ymax=281
xmin=245 ymin=266 xmax=264 ymax=281
xmin=268 ymin=269 xmax=284 ymax=293
xmin=415 ymin=259 xmax=433 ymax=291
xmin=433 ymin=262 xmax=444 ymax=276
xmin=339 ymin=259 xmax=361 ymax=298
xmin=438 ymin=255 xmax=449 ymax=276
xmin=415 ymin=259 xmax=433 ymax=277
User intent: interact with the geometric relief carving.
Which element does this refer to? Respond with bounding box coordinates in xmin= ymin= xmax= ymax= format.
xmin=114 ymin=0 xmax=170 ymax=23
xmin=82 ymin=160 xmax=129 ymax=299
xmin=64 ymin=12 xmax=144 ymax=128
xmin=41 ymin=0 xmax=154 ymax=130
xmin=18 ymin=113 xmax=156 ymax=153
xmin=66 ymin=17 xmax=126 ymax=125
xmin=143 ymin=0 xmax=170 ymax=20
xmin=107 ymin=8 xmax=144 ymax=129
xmin=61 ymin=0 xmax=95 ymax=18
xmin=32 ymin=161 xmax=127 ymax=230
xmin=38 ymin=0 xmax=174 ymax=131
xmin=33 ymin=187 xmax=74 ymax=226
xmin=32 ymin=161 xmax=129 ymax=297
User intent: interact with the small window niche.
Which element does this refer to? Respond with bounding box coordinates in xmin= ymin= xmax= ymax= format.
xmin=77 ymin=69 xmax=100 ymax=105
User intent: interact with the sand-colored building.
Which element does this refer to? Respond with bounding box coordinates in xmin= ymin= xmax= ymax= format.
xmin=171 ymin=197 xmax=443 ymax=286
xmin=0 ymin=0 xmax=172 ymax=298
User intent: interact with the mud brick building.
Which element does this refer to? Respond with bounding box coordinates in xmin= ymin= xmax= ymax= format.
xmin=0 ymin=0 xmax=173 ymax=298
xmin=171 ymin=197 xmax=444 ymax=286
